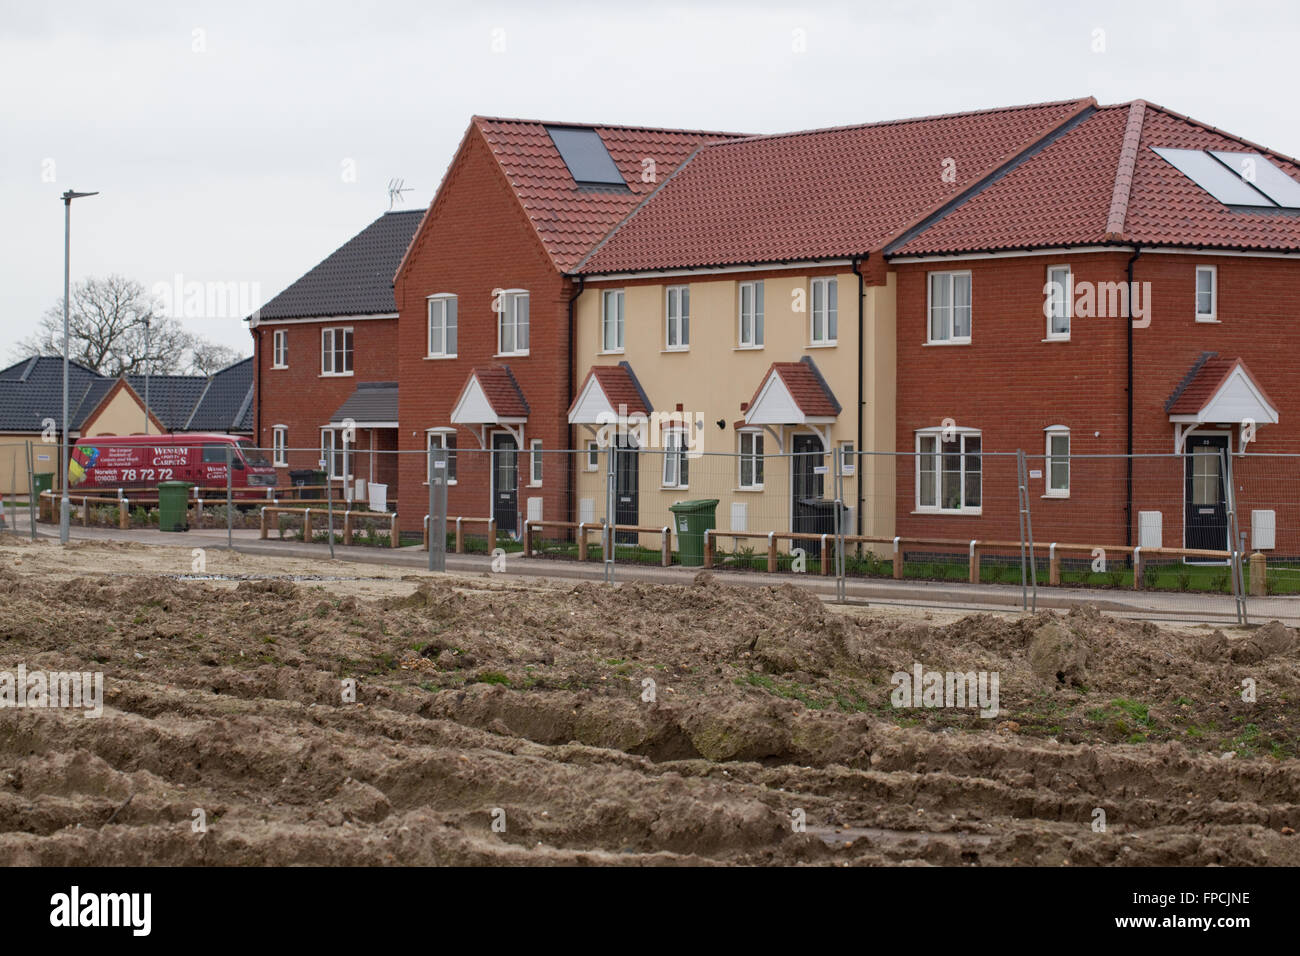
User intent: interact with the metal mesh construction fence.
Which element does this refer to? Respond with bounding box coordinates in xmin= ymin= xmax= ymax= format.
xmin=9 ymin=436 xmax=1298 ymax=625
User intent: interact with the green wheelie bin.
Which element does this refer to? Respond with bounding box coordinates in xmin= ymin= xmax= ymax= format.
xmin=669 ymin=498 xmax=719 ymax=567
xmin=157 ymin=480 xmax=194 ymax=532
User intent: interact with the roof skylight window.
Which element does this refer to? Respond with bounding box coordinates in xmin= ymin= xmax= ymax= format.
xmin=546 ymin=126 xmax=627 ymax=189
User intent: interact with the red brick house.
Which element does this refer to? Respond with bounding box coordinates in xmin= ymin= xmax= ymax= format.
xmin=392 ymin=116 xmax=741 ymax=536
xmin=885 ymin=99 xmax=1300 ymax=555
xmin=248 ymin=209 xmax=422 ymax=503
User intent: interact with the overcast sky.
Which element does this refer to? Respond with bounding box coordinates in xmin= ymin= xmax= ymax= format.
xmin=3 ymin=0 xmax=1297 ymax=361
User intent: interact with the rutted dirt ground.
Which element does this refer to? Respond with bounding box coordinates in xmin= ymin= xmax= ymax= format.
xmin=0 ymin=535 xmax=1297 ymax=866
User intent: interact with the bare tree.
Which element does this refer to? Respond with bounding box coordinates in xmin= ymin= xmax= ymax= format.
xmin=16 ymin=274 xmax=246 ymax=376
xmin=186 ymin=341 xmax=244 ymax=376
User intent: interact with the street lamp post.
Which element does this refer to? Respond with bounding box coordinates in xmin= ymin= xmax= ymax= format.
xmin=143 ymin=315 xmax=151 ymax=434
xmin=60 ymin=188 xmax=98 ymax=546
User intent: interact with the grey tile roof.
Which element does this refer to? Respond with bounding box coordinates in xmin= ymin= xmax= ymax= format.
xmin=253 ymin=209 xmax=424 ymax=321
xmin=329 ymin=382 xmax=398 ymax=424
xmin=184 ymin=358 xmax=254 ymax=432
xmin=125 ymin=374 xmax=209 ymax=430
xmin=0 ymin=356 xmax=110 ymax=432
xmin=0 ymin=355 xmax=253 ymax=434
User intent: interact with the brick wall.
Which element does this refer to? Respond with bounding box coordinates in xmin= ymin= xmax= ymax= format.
xmin=393 ymin=128 xmax=574 ymax=535
xmin=894 ymin=250 xmax=1300 ymax=554
xmin=252 ymin=316 xmax=398 ymax=484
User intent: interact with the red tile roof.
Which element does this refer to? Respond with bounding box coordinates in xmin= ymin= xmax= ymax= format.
xmin=571 ymin=363 xmax=651 ymax=417
xmin=749 ymin=359 xmax=841 ymax=419
xmin=473 ymin=117 xmax=744 ymax=272
xmin=892 ymin=100 xmax=1300 ymax=255
xmin=577 ymin=99 xmax=1094 ymax=273
xmin=1165 ymin=354 xmax=1276 ymax=416
xmin=466 ymin=365 xmax=529 ymax=419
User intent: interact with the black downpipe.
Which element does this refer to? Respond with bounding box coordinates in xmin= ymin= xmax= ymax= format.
xmin=1125 ymin=246 xmax=1142 ymax=550
xmin=566 ymin=276 xmax=585 ymax=527
xmin=851 ymin=256 xmax=867 ymax=538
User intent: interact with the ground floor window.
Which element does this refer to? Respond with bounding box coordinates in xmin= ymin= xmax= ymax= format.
xmin=586 ymin=440 xmax=599 ymax=471
xmin=916 ymin=429 xmax=981 ymax=512
xmin=738 ymin=431 xmax=764 ymax=489
xmin=529 ymin=438 xmax=543 ymax=486
xmin=662 ymin=429 xmax=689 ymax=489
xmin=427 ymin=430 xmax=458 ymax=483
xmin=272 ymin=426 xmax=287 ymax=466
xmin=1045 ymin=426 xmax=1069 ymax=496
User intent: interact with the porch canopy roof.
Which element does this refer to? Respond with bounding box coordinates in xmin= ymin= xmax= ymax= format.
xmin=743 ymin=356 xmax=840 ymax=427
xmin=451 ymin=365 xmax=529 ymax=447
xmin=568 ymin=361 xmax=652 ymax=425
xmin=1166 ymin=353 xmax=1278 ymax=425
xmin=329 ymin=381 xmax=399 ymax=428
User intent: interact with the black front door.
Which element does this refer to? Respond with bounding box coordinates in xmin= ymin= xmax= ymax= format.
xmin=492 ymin=433 xmax=518 ymax=538
xmin=615 ymin=437 xmax=639 ymax=545
xmin=792 ymin=434 xmax=827 ymax=554
xmin=1185 ymin=434 xmax=1229 ymax=554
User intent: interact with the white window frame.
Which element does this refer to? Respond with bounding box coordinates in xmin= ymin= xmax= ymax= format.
xmin=497 ymin=289 xmax=530 ymax=356
xmin=529 ymin=438 xmax=543 ymax=487
xmin=427 ymin=294 xmax=458 ymax=358
xmin=839 ymin=440 xmax=855 ymax=475
xmin=662 ymin=428 xmax=689 ymax=489
xmin=601 ymin=289 xmax=625 ymax=353
xmin=321 ymin=428 xmax=352 ymax=481
xmin=738 ymin=280 xmax=764 ymax=349
xmin=272 ymin=426 xmax=288 ymax=467
xmin=1045 ymin=426 xmax=1070 ymax=498
xmin=914 ymin=428 xmax=982 ymax=514
xmin=272 ymin=329 xmax=288 ymax=368
xmin=320 ymin=327 xmax=354 ymax=376
xmin=1195 ymin=265 xmax=1217 ymax=322
xmin=585 ymin=440 xmax=599 ymax=471
xmin=426 ymin=429 xmax=458 ymax=485
xmin=810 ymin=277 xmax=838 ymax=346
xmin=738 ymin=430 xmax=764 ymax=490
xmin=665 ymin=285 xmax=690 ymax=351
xmin=1045 ymin=264 xmax=1071 ymax=340
xmin=926 ymin=271 xmax=972 ymax=345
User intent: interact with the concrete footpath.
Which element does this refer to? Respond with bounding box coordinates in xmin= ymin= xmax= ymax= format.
xmin=4 ymin=510 xmax=1293 ymax=627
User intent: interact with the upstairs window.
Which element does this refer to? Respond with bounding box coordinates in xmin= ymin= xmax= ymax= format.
xmin=602 ymin=289 xmax=625 ymax=352
xmin=738 ymin=281 xmax=764 ymax=348
xmin=1196 ymin=266 xmax=1217 ymax=321
xmin=321 ymin=327 xmax=353 ymax=375
xmin=665 ymin=286 xmax=690 ymax=350
xmin=272 ymin=329 xmax=288 ymax=368
xmin=497 ymin=290 xmax=529 ymax=355
xmin=427 ymin=295 xmax=458 ymax=357
xmin=928 ymin=272 xmax=971 ymax=344
xmin=1045 ymin=265 xmax=1071 ymax=339
xmin=810 ymin=277 xmax=838 ymax=345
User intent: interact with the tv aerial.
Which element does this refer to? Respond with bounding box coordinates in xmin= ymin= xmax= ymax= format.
xmin=387 ymin=178 xmax=413 ymax=210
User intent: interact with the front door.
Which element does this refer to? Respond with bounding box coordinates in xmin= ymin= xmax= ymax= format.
xmin=1185 ymin=434 xmax=1229 ymax=554
xmin=492 ymin=433 xmax=518 ymax=538
xmin=614 ymin=436 xmax=639 ymax=545
xmin=792 ymin=434 xmax=826 ymax=553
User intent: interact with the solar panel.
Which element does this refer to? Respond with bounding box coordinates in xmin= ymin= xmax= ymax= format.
xmin=1209 ymin=150 xmax=1300 ymax=209
xmin=1152 ymin=148 xmax=1273 ymax=206
xmin=546 ymin=126 xmax=626 ymax=187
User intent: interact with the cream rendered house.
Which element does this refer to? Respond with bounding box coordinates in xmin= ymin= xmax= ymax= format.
xmin=569 ymin=268 xmax=897 ymax=550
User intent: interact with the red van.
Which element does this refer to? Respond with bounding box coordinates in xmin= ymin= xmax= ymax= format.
xmin=68 ymin=434 xmax=278 ymax=496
